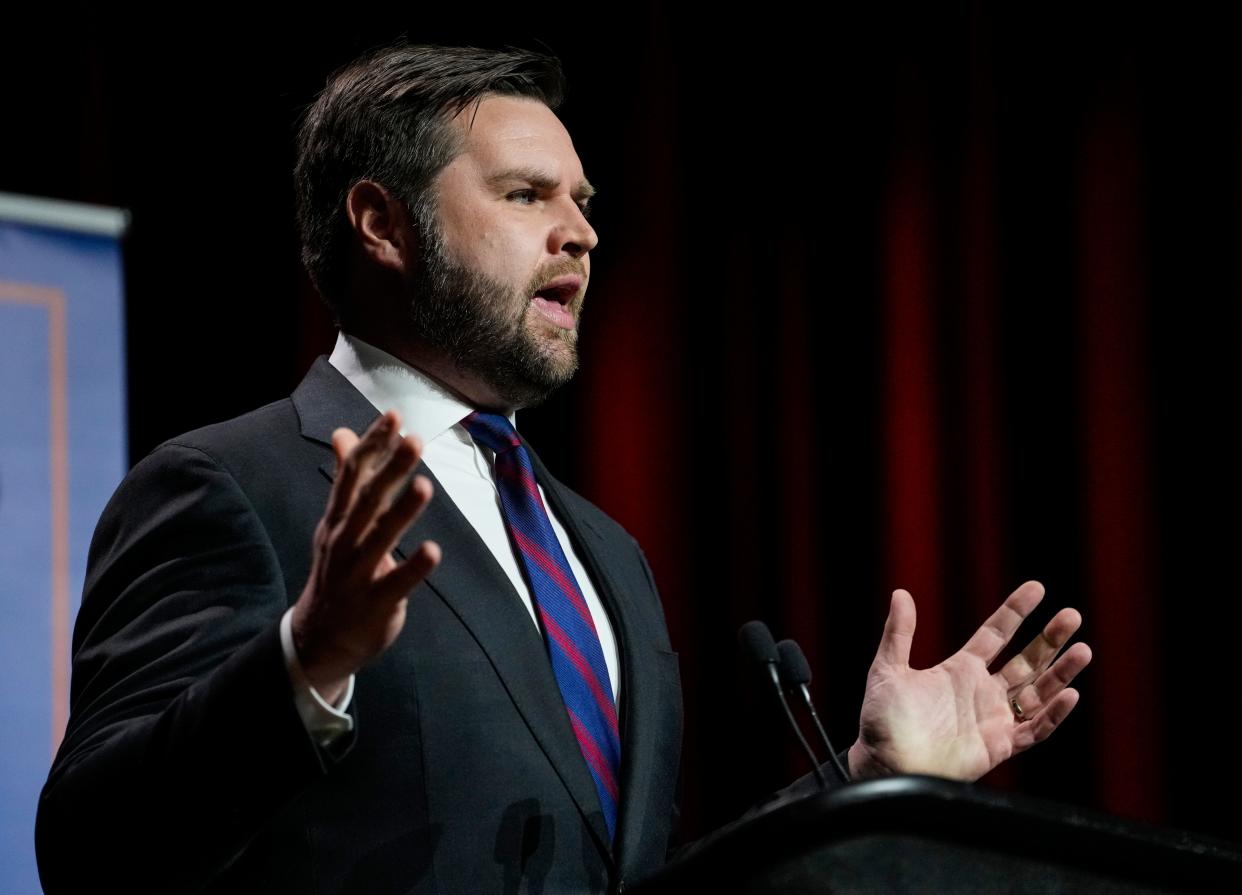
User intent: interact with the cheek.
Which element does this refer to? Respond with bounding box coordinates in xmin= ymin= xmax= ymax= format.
xmin=442 ymin=222 xmax=510 ymax=274
xmin=437 ymin=202 xmax=543 ymax=285
xmin=481 ymin=228 xmax=544 ymax=284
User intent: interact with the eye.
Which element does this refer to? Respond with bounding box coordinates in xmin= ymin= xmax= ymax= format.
xmin=507 ymin=189 xmax=538 ymax=204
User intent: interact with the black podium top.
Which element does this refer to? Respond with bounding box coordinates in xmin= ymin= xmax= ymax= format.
xmin=634 ymin=777 xmax=1242 ymax=894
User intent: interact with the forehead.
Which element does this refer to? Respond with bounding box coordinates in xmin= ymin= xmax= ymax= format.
xmin=445 ymin=94 xmax=585 ymax=180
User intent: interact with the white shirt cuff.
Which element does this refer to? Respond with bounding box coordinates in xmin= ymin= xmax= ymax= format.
xmin=280 ymin=607 xmax=355 ymax=747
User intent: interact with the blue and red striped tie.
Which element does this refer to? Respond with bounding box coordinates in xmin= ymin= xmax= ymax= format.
xmin=462 ymin=411 xmax=621 ymax=839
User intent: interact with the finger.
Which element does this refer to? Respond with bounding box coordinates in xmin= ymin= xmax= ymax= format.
xmin=875 ymin=589 xmax=917 ymax=668
xmin=324 ymin=412 xmax=400 ymax=527
xmin=1006 ymin=640 xmax=1091 ymax=721
xmin=1028 ymin=641 xmax=1092 ymax=708
xmin=373 ymin=540 xmax=442 ymax=604
xmin=338 ymin=434 xmax=422 ymax=547
xmin=322 ymin=428 xmax=362 ymax=527
xmin=358 ymin=473 xmax=435 ymax=572
xmin=998 ymin=606 xmax=1083 ymax=691
xmin=1012 ymin=688 xmax=1080 ymax=753
xmin=961 ymin=580 xmax=1046 ymax=664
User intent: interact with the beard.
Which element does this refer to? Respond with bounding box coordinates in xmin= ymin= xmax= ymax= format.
xmin=404 ymin=221 xmax=585 ymax=410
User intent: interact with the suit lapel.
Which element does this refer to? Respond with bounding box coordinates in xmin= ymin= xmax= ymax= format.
xmin=292 ymin=357 xmax=616 ymax=866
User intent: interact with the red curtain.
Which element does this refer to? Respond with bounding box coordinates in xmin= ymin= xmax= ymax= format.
xmin=570 ymin=3 xmax=1238 ymax=840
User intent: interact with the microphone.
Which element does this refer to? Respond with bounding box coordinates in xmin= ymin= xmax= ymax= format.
xmin=738 ymin=621 xmax=826 ymax=789
xmin=776 ymin=639 xmax=851 ymax=784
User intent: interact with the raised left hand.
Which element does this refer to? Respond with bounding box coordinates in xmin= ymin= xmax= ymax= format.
xmin=848 ymin=581 xmax=1092 ymax=781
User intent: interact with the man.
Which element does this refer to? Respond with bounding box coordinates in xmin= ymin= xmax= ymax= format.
xmin=36 ymin=43 xmax=1091 ymax=894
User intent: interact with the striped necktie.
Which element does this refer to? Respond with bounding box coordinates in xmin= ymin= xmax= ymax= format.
xmin=461 ymin=411 xmax=622 ymax=840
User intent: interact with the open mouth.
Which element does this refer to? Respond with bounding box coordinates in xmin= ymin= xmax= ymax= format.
xmin=532 ymin=276 xmax=581 ymax=304
xmin=530 ymin=276 xmax=582 ymax=328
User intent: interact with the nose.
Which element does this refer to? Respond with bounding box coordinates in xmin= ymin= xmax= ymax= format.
xmin=549 ymin=197 xmax=598 ymax=259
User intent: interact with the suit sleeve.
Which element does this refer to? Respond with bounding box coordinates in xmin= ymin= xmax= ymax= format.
xmin=36 ymin=442 xmax=348 ymax=894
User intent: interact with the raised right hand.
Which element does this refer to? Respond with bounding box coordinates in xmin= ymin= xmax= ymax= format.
xmin=290 ymin=409 xmax=441 ymax=701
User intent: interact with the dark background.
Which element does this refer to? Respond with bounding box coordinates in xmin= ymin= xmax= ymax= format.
xmin=4 ymin=2 xmax=1240 ymax=847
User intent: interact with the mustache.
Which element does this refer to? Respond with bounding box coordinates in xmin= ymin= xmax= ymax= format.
xmin=528 ymin=258 xmax=587 ymax=293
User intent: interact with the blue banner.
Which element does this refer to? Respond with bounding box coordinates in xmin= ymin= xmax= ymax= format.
xmin=0 ymin=195 xmax=127 ymax=895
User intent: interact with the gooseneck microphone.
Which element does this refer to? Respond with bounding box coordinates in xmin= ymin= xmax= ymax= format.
xmin=738 ymin=621 xmax=827 ymax=789
xmin=776 ymin=639 xmax=851 ymax=784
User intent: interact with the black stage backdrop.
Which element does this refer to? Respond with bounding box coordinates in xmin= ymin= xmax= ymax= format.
xmin=4 ymin=2 xmax=1240 ymax=848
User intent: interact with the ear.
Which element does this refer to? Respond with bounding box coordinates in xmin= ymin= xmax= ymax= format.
xmin=345 ymin=180 xmax=418 ymax=274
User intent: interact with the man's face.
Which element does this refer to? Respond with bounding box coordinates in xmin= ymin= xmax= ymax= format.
xmin=405 ymin=94 xmax=598 ymax=409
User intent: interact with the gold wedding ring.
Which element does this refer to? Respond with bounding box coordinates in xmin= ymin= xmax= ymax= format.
xmin=1009 ymin=696 xmax=1026 ymax=721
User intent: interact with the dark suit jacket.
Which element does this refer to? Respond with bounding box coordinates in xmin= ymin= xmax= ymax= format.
xmin=36 ymin=357 xmax=684 ymax=895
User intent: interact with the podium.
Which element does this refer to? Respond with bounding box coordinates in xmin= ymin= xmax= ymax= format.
xmin=633 ymin=777 xmax=1242 ymax=893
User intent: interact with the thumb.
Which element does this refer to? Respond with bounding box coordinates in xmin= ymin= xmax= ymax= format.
xmin=875 ymin=588 xmax=917 ymax=668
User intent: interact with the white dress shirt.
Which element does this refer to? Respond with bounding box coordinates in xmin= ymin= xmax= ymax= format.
xmin=281 ymin=332 xmax=620 ymax=744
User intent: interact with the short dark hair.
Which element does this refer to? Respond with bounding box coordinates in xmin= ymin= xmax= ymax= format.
xmin=293 ymin=43 xmax=566 ymax=325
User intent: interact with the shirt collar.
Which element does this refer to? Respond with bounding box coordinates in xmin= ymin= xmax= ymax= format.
xmin=326 ymin=331 xmax=516 ymax=445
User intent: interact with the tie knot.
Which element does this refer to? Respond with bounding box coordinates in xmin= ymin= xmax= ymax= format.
xmin=462 ymin=411 xmax=522 ymax=455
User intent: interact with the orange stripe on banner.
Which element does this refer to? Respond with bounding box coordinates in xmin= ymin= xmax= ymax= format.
xmin=0 ymin=282 xmax=71 ymax=756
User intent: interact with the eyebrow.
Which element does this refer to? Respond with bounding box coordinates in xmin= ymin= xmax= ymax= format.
xmin=487 ymin=167 xmax=596 ymax=202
